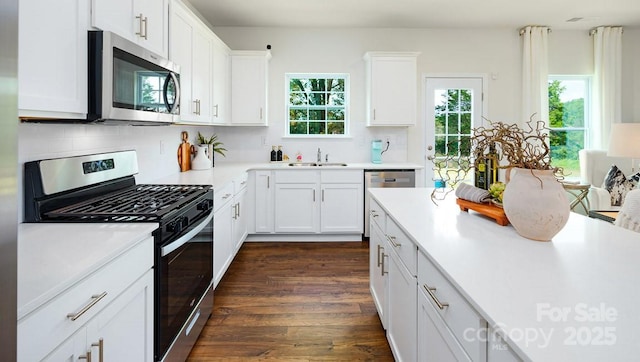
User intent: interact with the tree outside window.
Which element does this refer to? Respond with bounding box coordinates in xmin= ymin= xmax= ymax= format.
xmin=548 ymin=77 xmax=590 ymax=178
xmin=287 ymin=74 xmax=348 ymax=136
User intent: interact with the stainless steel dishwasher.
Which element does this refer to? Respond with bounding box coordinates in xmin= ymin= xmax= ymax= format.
xmin=364 ymin=169 xmax=416 ymax=237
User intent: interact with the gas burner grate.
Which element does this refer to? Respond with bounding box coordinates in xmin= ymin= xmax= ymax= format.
xmin=45 ymin=184 xmax=209 ymax=222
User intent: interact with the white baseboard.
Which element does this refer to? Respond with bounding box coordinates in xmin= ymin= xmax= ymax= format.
xmin=245 ymin=233 xmax=364 ymax=242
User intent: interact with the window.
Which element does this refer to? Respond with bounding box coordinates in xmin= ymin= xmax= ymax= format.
xmin=434 ymin=88 xmax=473 ymax=158
xmin=287 ymin=74 xmax=348 ymax=136
xmin=548 ymin=76 xmax=591 ymax=178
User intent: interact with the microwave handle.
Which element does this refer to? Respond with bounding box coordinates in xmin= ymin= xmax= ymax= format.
xmin=161 ymin=210 xmax=213 ymax=257
xmin=163 ymin=71 xmax=180 ymax=114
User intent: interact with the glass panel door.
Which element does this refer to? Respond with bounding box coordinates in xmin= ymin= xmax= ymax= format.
xmin=424 ymin=77 xmax=484 ymax=187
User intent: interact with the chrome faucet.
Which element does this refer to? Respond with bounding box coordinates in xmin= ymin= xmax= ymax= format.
xmin=317 ymin=148 xmax=322 ymax=162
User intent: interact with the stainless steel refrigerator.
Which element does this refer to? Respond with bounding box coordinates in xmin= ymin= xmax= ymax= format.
xmin=0 ymin=0 xmax=19 ymax=359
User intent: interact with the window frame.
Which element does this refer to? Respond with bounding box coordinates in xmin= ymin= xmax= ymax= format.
xmin=547 ymin=75 xmax=592 ymax=179
xmin=285 ymin=73 xmax=350 ymax=138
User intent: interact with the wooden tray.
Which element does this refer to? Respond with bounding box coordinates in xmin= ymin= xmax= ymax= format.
xmin=456 ymin=198 xmax=509 ymax=226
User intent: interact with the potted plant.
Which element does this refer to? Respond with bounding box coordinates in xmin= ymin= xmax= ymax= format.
xmin=197 ymin=132 xmax=227 ymax=166
xmin=431 ymin=117 xmax=569 ymax=241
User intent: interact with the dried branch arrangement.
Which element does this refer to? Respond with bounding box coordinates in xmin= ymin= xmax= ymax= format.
xmin=472 ymin=117 xmax=555 ymax=171
xmin=429 ymin=116 xmax=562 ymax=203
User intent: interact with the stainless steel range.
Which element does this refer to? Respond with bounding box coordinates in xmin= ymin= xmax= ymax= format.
xmin=24 ymin=150 xmax=213 ymax=362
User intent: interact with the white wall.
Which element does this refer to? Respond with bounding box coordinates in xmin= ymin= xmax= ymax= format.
xmin=212 ymin=26 xmax=628 ymax=167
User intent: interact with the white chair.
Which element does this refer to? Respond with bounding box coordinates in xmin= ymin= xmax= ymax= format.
xmin=578 ymin=149 xmax=634 ymax=211
xmin=615 ymin=189 xmax=640 ymax=232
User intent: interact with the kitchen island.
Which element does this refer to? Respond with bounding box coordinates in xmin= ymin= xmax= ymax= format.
xmin=369 ymin=187 xmax=640 ymax=361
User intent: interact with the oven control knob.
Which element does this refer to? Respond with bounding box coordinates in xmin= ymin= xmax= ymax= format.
xmin=197 ymin=200 xmax=211 ymax=211
xmin=166 ymin=218 xmax=184 ymax=233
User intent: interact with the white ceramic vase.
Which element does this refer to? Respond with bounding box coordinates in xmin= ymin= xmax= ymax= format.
xmin=502 ymin=168 xmax=570 ymax=241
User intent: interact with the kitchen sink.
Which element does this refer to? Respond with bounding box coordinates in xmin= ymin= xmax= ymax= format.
xmin=317 ymin=163 xmax=348 ymax=166
xmin=288 ymin=162 xmax=318 ymax=166
xmin=287 ymin=162 xmax=348 ymax=167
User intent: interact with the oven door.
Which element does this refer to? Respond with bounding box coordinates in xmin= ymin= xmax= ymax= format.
xmin=156 ymin=210 xmax=213 ymax=361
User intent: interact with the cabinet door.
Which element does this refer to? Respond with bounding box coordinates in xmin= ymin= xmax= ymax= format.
xmin=88 ymin=270 xmax=154 ymax=362
xmin=42 ymin=328 xmax=87 ymax=362
xmin=92 ymin=0 xmax=168 ymax=57
xmin=231 ymin=52 xmax=269 ymax=125
xmin=320 ymin=183 xmax=363 ymax=233
xmin=387 ymin=243 xmax=417 ymax=362
xmin=19 ymin=0 xmax=89 ymax=118
xmin=190 ymin=26 xmax=212 ymax=122
xmin=211 ymin=36 xmax=230 ymax=125
xmin=134 ymin=0 xmax=168 ymax=56
xmin=369 ymin=221 xmax=388 ymax=330
xmin=254 ymin=171 xmax=274 ymax=233
xmin=366 ymin=53 xmax=418 ymax=126
xmin=92 ymin=0 xmax=134 ymax=43
xmin=274 ymin=184 xmax=319 ymax=233
xmin=169 ymin=6 xmax=194 ymax=121
xmin=214 ymin=198 xmax=234 ymax=289
xmin=232 ymin=186 xmax=249 ymax=252
xmin=418 ymin=289 xmax=472 ymax=362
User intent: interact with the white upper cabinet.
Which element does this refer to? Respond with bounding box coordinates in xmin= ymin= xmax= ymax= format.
xmin=211 ymin=35 xmax=231 ymax=125
xmin=364 ymin=52 xmax=419 ymax=126
xmin=19 ymin=0 xmax=90 ymax=119
xmin=92 ymin=0 xmax=169 ymax=57
xmin=169 ymin=0 xmax=212 ymax=124
xmin=230 ymin=51 xmax=271 ymax=126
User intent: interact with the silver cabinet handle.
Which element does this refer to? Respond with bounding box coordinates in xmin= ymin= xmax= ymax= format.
xmin=313 ymin=189 xmax=316 ymax=202
xmin=240 ymin=181 xmax=247 ymax=186
xmin=321 ymin=189 xmax=325 ymax=202
xmin=222 ymin=193 xmax=231 ymax=199
xmin=232 ymin=203 xmax=237 ymax=220
xmin=387 ymin=235 xmax=401 ymax=247
xmin=267 ymin=176 xmax=270 ymax=188
xmin=370 ymin=210 xmax=379 ymax=218
xmin=193 ymin=99 xmax=201 ymax=115
xmin=237 ymin=202 xmax=240 ymax=218
xmin=79 ymin=350 xmax=92 ymax=362
xmin=213 ymin=104 xmax=219 ymax=117
xmin=67 ymin=292 xmax=108 ymax=321
xmin=377 ymin=244 xmax=384 ymax=267
xmin=381 ymin=252 xmax=388 ymax=276
xmin=135 ymin=14 xmax=148 ymax=39
xmin=373 ymin=109 xmax=376 ymax=120
xmin=91 ymin=339 xmax=104 ymax=362
xmin=423 ymin=284 xmax=449 ymax=310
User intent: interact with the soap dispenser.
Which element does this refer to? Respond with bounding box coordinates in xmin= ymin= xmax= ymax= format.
xmin=371 ymin=139 xmax=383 ymax=164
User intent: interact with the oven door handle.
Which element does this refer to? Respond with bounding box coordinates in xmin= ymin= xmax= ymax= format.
xmin=161 ymin=211 xmax=213 ymax=257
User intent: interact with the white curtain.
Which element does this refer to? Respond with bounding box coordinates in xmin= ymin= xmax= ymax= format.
xmin=592 ymin=26 xmax=623 ymax=150
xmin=521 ymin=26 xmax=549 ymax=124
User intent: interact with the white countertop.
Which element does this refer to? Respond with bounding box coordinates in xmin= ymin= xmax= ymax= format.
xmin=369 ymin=188 xmax=640 ymax=362
xmin=153 ymin=162 xmax=423 ymax=189
xmin=18 ymin=223 xmax=158 ymax=320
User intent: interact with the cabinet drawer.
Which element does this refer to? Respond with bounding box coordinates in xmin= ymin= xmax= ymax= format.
xmin=214 ymin=182 xmax=234 ymax=212
xmin=18 ymin=237 xmax=153 ymax=362
xmin=385 ymin=217 xmax=416 ymax=276
xmin=233 ymin=172 xmax=249 ymax=193
xmin=418 ymin=251 xmax=486 ymax=361
xmin=320 ymin=169 xmax=362 ymax=183
xmin=275 ymin=170 xmax=318 ymax=183
xmin=369 ymin=198 xmax=386 ymax=232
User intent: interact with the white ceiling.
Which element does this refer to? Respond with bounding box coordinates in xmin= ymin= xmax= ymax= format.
xmin=185 ymin=0 xmax=640 ymax=30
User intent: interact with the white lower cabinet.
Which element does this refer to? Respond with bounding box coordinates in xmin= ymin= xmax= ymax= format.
xmin=254 ymin=170 xmax=275 ymax=233
xmin=369 ymin=218 xmax=388 ymax=330
xmin=385 ymin=227 xmax=417 ymax=362
xmin=272 ymin=169 xmax=363 ymax=234
xmin=213 ymin=183 xmax=234 ymax=288
xmin=213 ymin=173 xmax=249 ymax=288
xmin=18 ymin=237 xmax=154 ymax=362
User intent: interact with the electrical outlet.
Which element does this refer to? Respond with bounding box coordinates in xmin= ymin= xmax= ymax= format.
xmin=261 ymin=135 xmax=267 ymax=146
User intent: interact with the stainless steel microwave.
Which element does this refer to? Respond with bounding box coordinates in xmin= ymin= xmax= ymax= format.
xmin=87 ymin=31 xmax=180 ymax=124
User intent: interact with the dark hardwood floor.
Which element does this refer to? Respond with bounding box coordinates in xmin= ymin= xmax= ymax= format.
xmin=187 ymin=241 xmax=394 ymax=361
